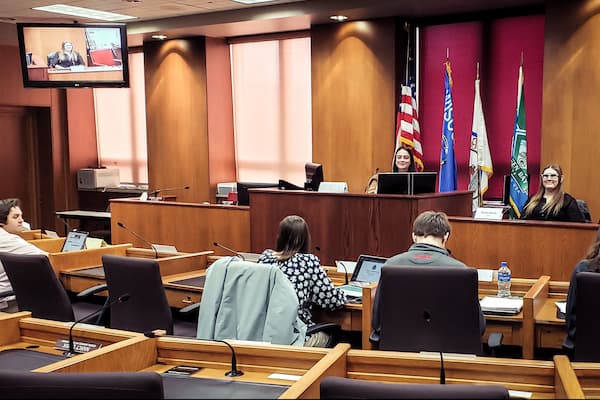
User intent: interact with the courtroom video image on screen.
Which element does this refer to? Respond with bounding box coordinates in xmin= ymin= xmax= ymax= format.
xmin=17 ymin=23 xmax=129 ymax=88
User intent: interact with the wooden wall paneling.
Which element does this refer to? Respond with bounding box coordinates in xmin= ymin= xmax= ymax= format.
xmin=144 ymin=38 xmax=210 ymax=204
xmin=110 ymin=198 xmax=250 ymax=254
xmin=542 ymin=0 xmax=600 ymax=222
xmin=205 ymin=37 xmax=236 ymax=203
xmin=448 ymin=217 xmax=598 ymax=280
xmin=311 ymin=19 xmax=397 ymax=192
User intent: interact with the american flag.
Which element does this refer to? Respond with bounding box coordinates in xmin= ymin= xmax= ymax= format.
xmin=395 ymin=85 xmax=424 ymax=171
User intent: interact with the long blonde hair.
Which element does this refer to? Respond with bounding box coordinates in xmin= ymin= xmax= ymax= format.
xmin=523 ymin=163 xmax=565 ymax=218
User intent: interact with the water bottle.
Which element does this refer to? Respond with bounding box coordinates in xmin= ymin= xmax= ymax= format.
xmin=497 ymin=261 xmax=511 ymax=297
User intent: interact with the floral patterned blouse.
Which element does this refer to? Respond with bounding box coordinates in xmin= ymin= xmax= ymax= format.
xmin=258 ymin=249 xmax=346 ymax=326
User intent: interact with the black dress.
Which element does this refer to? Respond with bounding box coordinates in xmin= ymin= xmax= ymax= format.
xmin=523 ymin=193 xmax=585 ymax=222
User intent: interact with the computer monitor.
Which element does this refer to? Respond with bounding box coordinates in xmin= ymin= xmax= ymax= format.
xmin=304 ymin=163 xmax=323 ymax=191
xmin=377 ymin=172 xmax=437 ymax=195
xmin=236 ymin=182 xmax=279 ymax=206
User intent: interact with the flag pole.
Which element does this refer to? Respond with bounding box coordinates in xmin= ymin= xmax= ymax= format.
xmin=476 ymin=62 xmax=482 ymax=207
xmin=404 ymin=22 xmax=410 ymax=85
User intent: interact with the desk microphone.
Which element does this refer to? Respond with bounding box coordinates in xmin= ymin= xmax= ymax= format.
xmin=117 ymin=222 xmax=159 ymax=259
xmin=337 ymin=262 xmax=350 ymax=285
xmin=213 ymin=242 xmax=245 ymax=261
xmin=439 ymin=351 xmax=446 ymax=384
xmin=149 ymin=185 xmax=190 ymax=197
xmin=213 ymin=339 xmax=244 ymax=377
xmin=66 ymin=293 xmax=130 ymax=356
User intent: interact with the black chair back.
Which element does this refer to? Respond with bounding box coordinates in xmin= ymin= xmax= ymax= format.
xmin=378 ymin=265 xmax=481 ymax=354
xmin=102 ymin=254 xmax=173 ymax=335
xmin=574 ymin=271 xmax=600 ymax=361
xmin=0 ymin=253 xmax=74 ymax=321
xmin=0 ymin=370 xmax=163 ymax=399
xmin=320 ymin=376 xmax=509 ymax=399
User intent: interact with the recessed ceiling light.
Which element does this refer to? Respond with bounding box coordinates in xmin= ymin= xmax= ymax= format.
xmin=33 ymin=4 xmax=137 ymax=21
xmin=330 ymin=15 xmax=348 ymax=22
xmin=151 ymin=34 xmax=168 ymax=40
xmin=231 ymin=0 xmax=275 ymax=4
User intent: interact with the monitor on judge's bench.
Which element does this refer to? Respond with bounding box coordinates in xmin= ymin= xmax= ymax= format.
xmin=377 ymin=172 xmax=437 ymax=195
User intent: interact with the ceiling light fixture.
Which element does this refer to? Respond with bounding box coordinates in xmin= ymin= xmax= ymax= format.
xmin=151 ymin=34 xmax=168 ymax=40
xmin=33 ymin=4 xmax=137 ymax=21
xmin=330 ymin=15 xmax=348 ymax=22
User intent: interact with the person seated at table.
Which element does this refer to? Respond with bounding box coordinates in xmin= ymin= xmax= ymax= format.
xmin=258 ymin=215 xmax=346 ymax=347
xmin=50 ymin=41 xmax=85 ymax=69
xmin=564 ymin=226 xmax=600 ymax=351
xmin=370 ymin=211 xmax=485 ymax=345
xmin=0 ymin=198 xmax=47 ymax=313
xmin=366 ymin=146 xmax=416 ymax=193
xmin=521 ymin=164 xmax=585 ymax=222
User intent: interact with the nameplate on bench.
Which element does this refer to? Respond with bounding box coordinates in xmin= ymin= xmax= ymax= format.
xmin=54 ymin=339 xmax=101 ymax=354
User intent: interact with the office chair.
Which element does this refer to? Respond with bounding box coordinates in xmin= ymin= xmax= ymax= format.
xmin=320 ymin=376 xmax=509 ymax=399
xmin=576 ymin=199 xmax=592 ymax=222
xmin=573 ymin=271 xmax=600 ymax=361
xmin=46 ymin=51 xmax=58 ymax=67
xmin=102 ymin=254 xmax=196 ymax=337
xmin=0 ymin=370 xmax=163 ymax=399
xmin=0 ymin=253 xmax=103 ymax=322
xmin=376 ymin=266 xmax=483 ymax=354
xmin=197 ymin=257 xmax=338 ymax=346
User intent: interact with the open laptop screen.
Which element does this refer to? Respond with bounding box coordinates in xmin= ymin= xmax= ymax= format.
xmin=351 ymin=255 xmax=388 ymax=284
xmin=61 ymin=231 xmax=89 ymax=252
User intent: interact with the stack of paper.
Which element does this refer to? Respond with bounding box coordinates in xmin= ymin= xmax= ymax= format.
xmin=479 ymin=296 xmax=523 ymax=315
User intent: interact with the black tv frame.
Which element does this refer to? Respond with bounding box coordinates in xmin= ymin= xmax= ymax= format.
xmin=17 ymin=22 xmax=130 ymax=89
xmin=236 ymin=182 xmax=280 ymax=206
xmin=377 ymin=172 xmax=437 ymax=195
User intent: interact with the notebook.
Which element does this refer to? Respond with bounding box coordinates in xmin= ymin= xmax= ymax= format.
xmin=338 ymin=255 xmax=388 ymax=299
xmin=61 ymin=230 xmax=89 ymax=252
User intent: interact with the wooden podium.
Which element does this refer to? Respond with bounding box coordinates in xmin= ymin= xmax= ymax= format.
xmin=249 ymin=189 xmax=473 ymax=265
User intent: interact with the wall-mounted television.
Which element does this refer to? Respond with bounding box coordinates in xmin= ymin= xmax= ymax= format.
xmin=17 ymin=22 xmax=129 ymax=88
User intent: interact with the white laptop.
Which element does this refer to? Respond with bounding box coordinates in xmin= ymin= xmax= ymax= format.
xmin=338 ymin=254 xmax=387 ymax=299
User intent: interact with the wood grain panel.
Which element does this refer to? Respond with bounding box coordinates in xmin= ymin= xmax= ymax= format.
xmin=110 ymin=198 xmax=250 ymax=254
xmin=311 ymin=19 xmax=397 ymax=192
xmin=542 ymin=0 xmax=600 ymax=222
xmin=250 ymin=189 xmax=472 ymax=265
xmin=144 ymin=38 xmax=209 ymax=204
xmin=448 ymin=217 xmax=598 ymax=280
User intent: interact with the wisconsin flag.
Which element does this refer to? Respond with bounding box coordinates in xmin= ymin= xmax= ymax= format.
xmin=468 ymin=76 xmax=493 ymax=210
xmin=509 ymin=65 xmax=528 ymax=218
xmin=396 ymin=85 xmax=424 ymax=171
xmin=439 ymin=61 xmax=457 ymax=192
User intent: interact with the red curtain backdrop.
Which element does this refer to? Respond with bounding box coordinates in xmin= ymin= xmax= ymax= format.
xmin=419 ymin=14 xmax=545 ymax=199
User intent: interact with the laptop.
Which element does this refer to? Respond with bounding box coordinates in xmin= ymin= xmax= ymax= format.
xmin=338 ymin=254 xmax=388 ymax=299
xmin=61 ymin=230 xmax=89 ymax=252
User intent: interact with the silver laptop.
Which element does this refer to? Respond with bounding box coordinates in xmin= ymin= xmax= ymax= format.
xmin=338 ymin=254 xmax=387 ymax=299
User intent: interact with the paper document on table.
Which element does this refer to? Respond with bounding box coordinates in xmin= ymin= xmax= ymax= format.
xmin=555 ymin=301 xmax=567 ymax=314
xmin=480 ymin=296 xmax=523 ymax=315
xmin=477 ymin=269 xmax=494 ymax=282
xmin=336 ymin=261 xmax=356 ymax=274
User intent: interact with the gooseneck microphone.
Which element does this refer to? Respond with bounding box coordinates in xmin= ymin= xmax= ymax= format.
xmin=117 ymin=222 xmax=159 ymax=259
xmin=337 ymin=262 xmax=350 ymax=285
xmin=213 ymin=242 xmax=245 ymax=261
xmin=66 ymin=293 xmax=130 ymax=356
xmin=439 ymin=351 xmax=446 ymax=384
xmin=214 ymin=339 xmax=244 ymax=377
xmin=149 ymin=185 xmax=190 ymax=197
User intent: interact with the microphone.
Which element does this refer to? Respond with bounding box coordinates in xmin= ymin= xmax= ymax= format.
xmin=337 ymin=261 xmax=349 ymax=285
xmin=213 ymin=339 xmax=244 ymax=377
xmin=213 ymin=242 xmax=245 ymax=261
xmin=66 ymin=293 xmax=130 ymax=356
xmin=117 ymin=222 xmax=159 ymax=259
xmin=439 ymin=351 xmax=446 ymax=384
xmin=149 ymin=185 xmax=190 ymax=197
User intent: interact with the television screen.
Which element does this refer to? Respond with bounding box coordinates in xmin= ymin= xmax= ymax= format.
xmin=304 ymin=163 xmax=323 ymax=191
xmin=377 ymin=172 xmax=437 ymax=195
xmin=17 ymin=23 xmax=129 ymax=88
xmin=236 ymin=182 xmax=280 ymax=206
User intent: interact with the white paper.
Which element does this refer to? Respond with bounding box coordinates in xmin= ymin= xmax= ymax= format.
xmin=44 ymin=230 xmax=59 ymax=238
xmin=268 ymin=373 xmax=302 ymax=381
xmin=508 ymin=389 xmax=533 ymax=399
xmin=336 ymin=261 xmax=356 ymax=274
xmin=152 ymin=244 xmax=178 ymax=254
xmin=480 ymin=296 xmax=523 ymax=313
xmin=555 ymin=301 xmax=567 ymax=314
xmin=477 ymin=269 xmax=494 ymax=282
xmin=474 ymin=207 xmax=504 ymax=220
